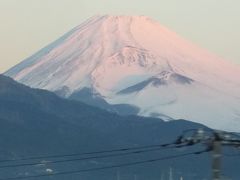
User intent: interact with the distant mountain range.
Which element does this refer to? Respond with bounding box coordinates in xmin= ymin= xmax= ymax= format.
xmin=5 ymin=15 xmax=240 ymax=131
xmin=0 ymin=74 xmax=240 ymax=180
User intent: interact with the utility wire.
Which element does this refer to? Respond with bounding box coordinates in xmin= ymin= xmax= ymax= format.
xmin=1 ymin=129 xmax=209 ymax=164
xmin=0 ymin=150 xmax=208 ymax=180
xmin=0 ymin=142 xmax=174 ymax=163
xmin=0 ymin=145 xmax=180 ymax=169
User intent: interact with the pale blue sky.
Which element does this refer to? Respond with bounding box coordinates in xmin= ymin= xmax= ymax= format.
xmin=0 ymin=0 xmax=239 ymax=72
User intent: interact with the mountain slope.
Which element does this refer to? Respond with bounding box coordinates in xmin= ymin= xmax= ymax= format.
xmin=0 ymin=74 xmax=221 ymax=180
xmin=5 ymin=15 xmax=240 ymax=131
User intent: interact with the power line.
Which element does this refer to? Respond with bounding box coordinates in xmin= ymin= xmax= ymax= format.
xmin=0 ymin=142 xmax=174 ymax=163
xmin=0 ymin=150 xmax=207 ymax=180
xmin=0 ymin=129 xmax=207 ymax=164
xmin=176 ymin=129 xmax=240 ymax=180
xmin=0 ymin=145 xmax=178 ymax=169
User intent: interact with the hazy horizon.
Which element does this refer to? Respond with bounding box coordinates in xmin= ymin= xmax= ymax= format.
xmin=1 ymin=0 xmax=240 ymax=73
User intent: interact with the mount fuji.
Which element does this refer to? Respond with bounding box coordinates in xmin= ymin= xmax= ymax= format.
xmin=5 ymin=15 xmax=240 ymax=131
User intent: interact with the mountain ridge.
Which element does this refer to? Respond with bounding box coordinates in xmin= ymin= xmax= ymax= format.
xmin=4 ymin=15 xmax=240 ymax=131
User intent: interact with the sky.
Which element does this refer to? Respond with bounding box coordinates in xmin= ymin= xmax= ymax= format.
xmin=0 ymin=0 xmax=240 ymax=73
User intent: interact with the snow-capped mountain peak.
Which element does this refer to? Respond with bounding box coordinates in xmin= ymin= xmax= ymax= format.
xmin=5 ymin=15 xmax=240 ymax=131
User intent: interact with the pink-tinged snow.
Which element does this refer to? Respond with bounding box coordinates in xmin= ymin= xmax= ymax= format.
xmin=108 ymin=82 xmax=240 ymax=131
xmin=5 ymin=15 xmax=240 ymax=131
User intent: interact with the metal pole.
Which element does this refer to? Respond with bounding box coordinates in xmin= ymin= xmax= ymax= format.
xmin=212 ymin=134 xmax=222 ymax=180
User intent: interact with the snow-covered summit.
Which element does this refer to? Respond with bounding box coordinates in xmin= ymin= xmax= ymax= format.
xmin=5 ymin=15 xmax=240 ymax=131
